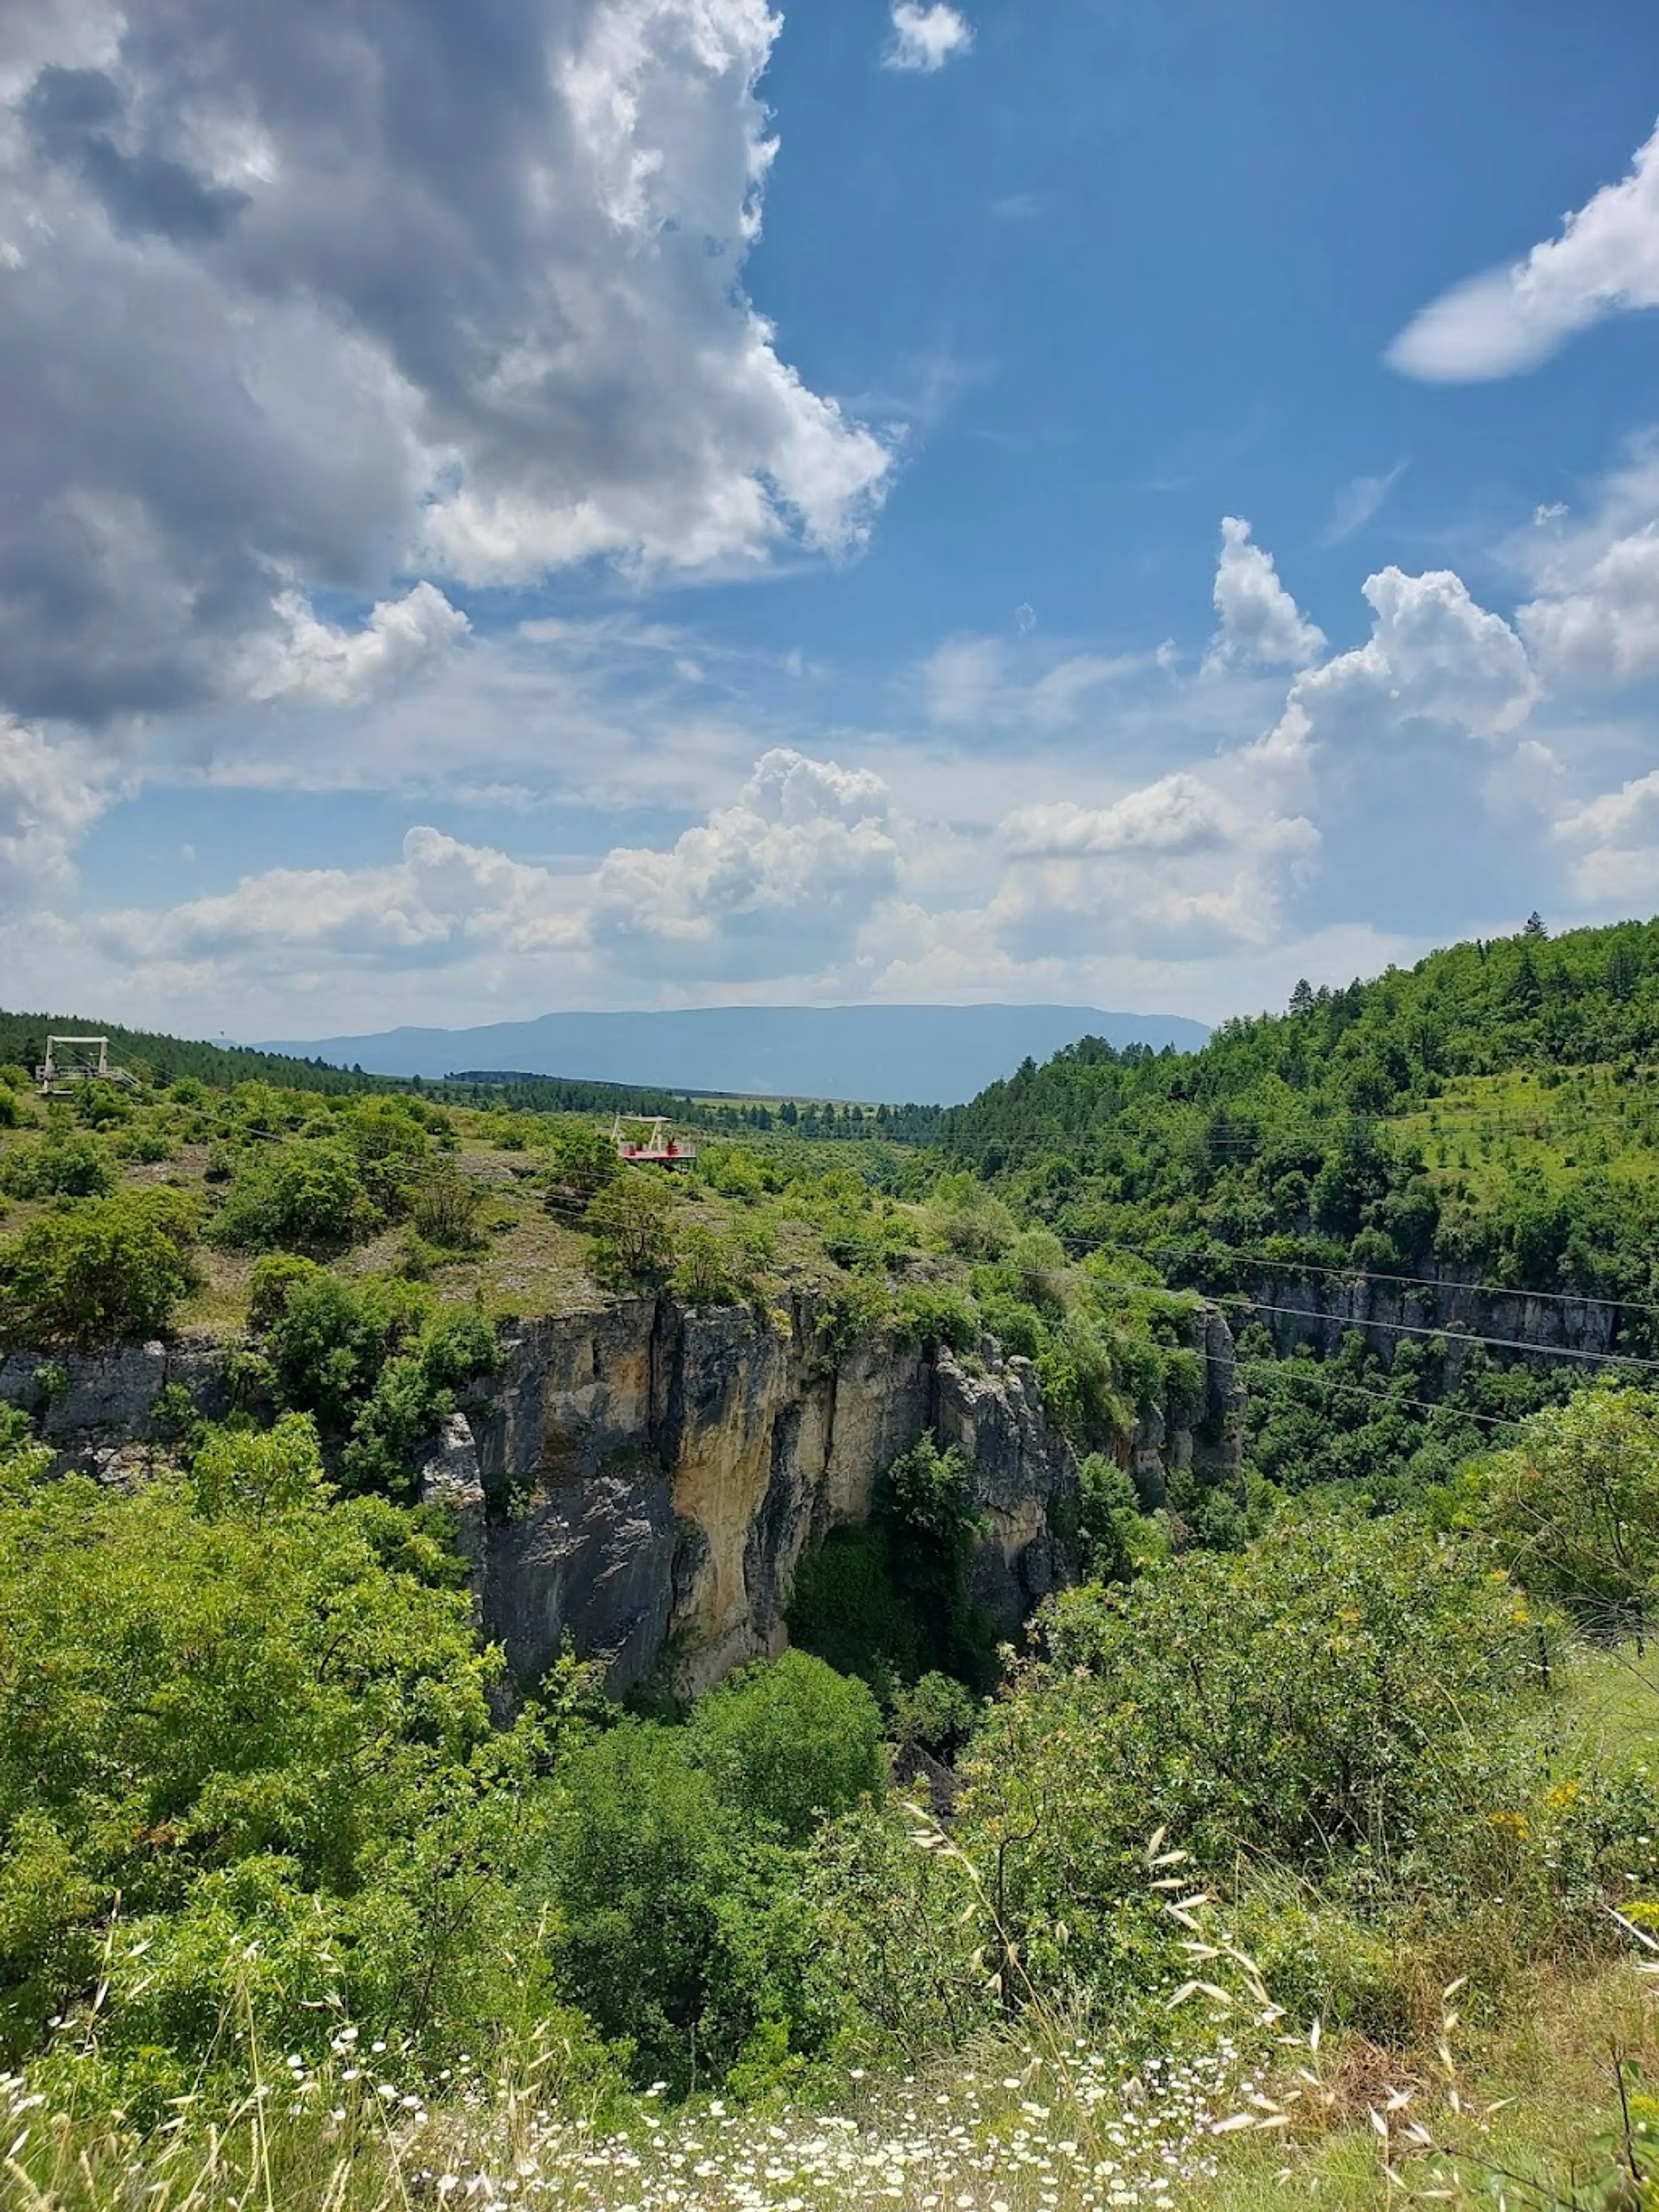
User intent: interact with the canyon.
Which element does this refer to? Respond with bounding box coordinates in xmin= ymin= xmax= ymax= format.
xmin=1 ymin=1292 xmax=1246 ymax=1696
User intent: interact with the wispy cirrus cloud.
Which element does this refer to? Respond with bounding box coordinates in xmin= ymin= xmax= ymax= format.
xmin=1321 ymin=465 xmax=1407 ymax=546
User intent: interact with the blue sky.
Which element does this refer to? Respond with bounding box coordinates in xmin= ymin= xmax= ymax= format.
xmin=3 ymin=0 xmax=1659 ymax=1040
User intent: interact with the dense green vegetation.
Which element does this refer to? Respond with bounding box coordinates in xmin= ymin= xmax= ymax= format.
xmin=9 ymin=924 xmax=1659 ymax=2205
xmin=939 ymin=914 xmax=1659 ymax=1316
xmin=6 ymin=1381 xmax=1659 ymax=2206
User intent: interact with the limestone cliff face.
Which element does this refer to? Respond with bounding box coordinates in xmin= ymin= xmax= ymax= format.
xmin=1238 ymin=1266 xmax=1625 ymax=1374
xmin=1 ymin=1294 xmax=1244 ymax=1700
xmin=442 ymin=1292 xmax=1243 ymax=1696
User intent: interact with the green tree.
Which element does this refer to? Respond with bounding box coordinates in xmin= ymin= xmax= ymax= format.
xmin=686 ymin=1650 xmax=884 ymax=1843
xmin=0 ymin=1189 xmax=200 ymax=1349
xmin=1457 ymin=1383 xmax=1659 ymax=1642
xmin=585 ymin=1171 xmax=677 ymax=1285
xmin=533 ymin=1722 xmax=827 ymax=2095
xmin=544 ymin=1117 xmax=622 ymax=1208
xmin=0 ymin=1422 xmax=534 ymax=2103
xmin=890 ymin=1670 xmax=980 ymax=1760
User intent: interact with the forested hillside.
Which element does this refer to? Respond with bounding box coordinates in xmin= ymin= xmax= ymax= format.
xmin=5 ymin=933 xmax=1659 ymax=2207
xmin=940 ymin=914 xmax=1659 ymax=1310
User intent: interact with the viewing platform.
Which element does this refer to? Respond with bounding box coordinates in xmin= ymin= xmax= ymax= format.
xmin=612 ymin=1114 xmax=697 ymax=1166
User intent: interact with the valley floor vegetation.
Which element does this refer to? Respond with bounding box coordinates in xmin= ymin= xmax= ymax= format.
xmin=7 ymin=916 xmax=1659 ymax=2205
xmin=4 ymin=1378 xmax=1659 ymax=2207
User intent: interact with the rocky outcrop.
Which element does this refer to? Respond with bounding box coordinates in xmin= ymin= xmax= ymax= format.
xmin=1238 ymin=1265 xmax=1624 ymax=1377
xmin=1128 ymin=1306 xmax=1247 ymax=1510
xmin=0 ymin=1338 xmax=230 ymax=1471
xmin=461 ymin=1292 xmax=1239 ymax=1696
xmin=1 ymin=1292 xmax=1243 ymax=1700
xmin=470 ymin=1296 xmax=938 ymax=1695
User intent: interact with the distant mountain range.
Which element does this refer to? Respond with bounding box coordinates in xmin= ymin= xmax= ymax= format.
xmin=258 ymin=1004 xmax=1211 ymax=1108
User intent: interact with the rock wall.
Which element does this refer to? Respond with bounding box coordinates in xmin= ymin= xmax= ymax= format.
xmin=450 ymin=1291 xmax=1242 ymax=1696
xmin=2 ymin=1293 xmax=1244 ymax=1700
xmin=1238 ymin=1265 xmax=1623 ymax=1378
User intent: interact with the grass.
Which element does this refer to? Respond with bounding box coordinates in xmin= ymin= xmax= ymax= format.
xmin=9 ymin=1957 xmax=1656 ymax=2212
xmin=0 ymin=2022 xmax=1251 ymax=2212
xmin=1190 ymin=1955 xmax=1659 ymax=2209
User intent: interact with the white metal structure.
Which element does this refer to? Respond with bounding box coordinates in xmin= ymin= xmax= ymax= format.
xmin=610 ymin=1113 xmax=697 ymax=1165
xmin=35 ymin=1035 xmax=137 ymax=1095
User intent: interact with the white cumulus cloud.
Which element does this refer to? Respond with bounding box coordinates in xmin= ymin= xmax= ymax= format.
xmin=884 ymin=4 xmax=974 ymax=74
xmin=244 ymin=584 xmax=471 ymax=707
xmin=1268 ymin=566 xmax=1536 ymax=755
xmin=95 ymin=826 xmax=575 ymax=967
xmin=1004 ymin=774 xmax=1230 ymax=860
xmin=588 ymin=748 xmax=900 ymax=977
xmin=1207 ymin=516 xmax=1325 ymax=669
xmin=0 ymin=718 xmax=109 ymax=902
xmin=0 ymin=0 xmax=891 ymax=726
xmin=1389 ymin=115 xmax=1659 ymax=381
xmin=1556 ymin=767 xmax=1659 ymax=907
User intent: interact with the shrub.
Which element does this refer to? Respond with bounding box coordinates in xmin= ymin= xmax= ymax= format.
xmin=543 ymin=1117 xmax=621 ymax=1209
xmin=409 ymin=1166 xmax=486 ymax=1250
xmin=893 ymin=1282 xmax=980 ymax=1354
xmin=1008 ymin=1515 xmax=1551 ymax=1883
xmin=1071 ymin=1450 xmax=1161 ymax=1583
xmin=246 ymin=1251 xmax=324 ymax=1334
xmin=339 ymin=1310 xmax=498 ymax=1498
xmin=117 ymin=1114 xmax=176 ymax=1164
xmin=1005 ymin=1225 xmax=1071 ymax=1311
xmin=1034 ymin=1309 xmax=1135 ymax=1450
xmin=209 ymin=1140 xmax=375 ymax=1251
xmin=257 ymin=1268 xmax=426 ymax=1433
xmin=0 ymin=1189 xmax=200 ymax=1349
xmin=71 ymin=1079 xmax=133 ymax=1130
xmin=338 ymin=1096 xmax=434 ymax=1208
xmin=926 ymin=1171 xmax=1018 ymax=1261
xmin=810 ymin=1273 xmax=893 ymax=1364
xmin=1455 ymin=1382 xmax=1659 ymax=1642
xmin=890 ymin=1670 xmax=980 ymax=1760
xmin=671 ymin=1222 xmax=747 ymax=1307
xmin=696 ymin=1142 xmax=769 ymax=1200
xmin=0 ymin=1130 xmax=116 ymax=1200
xmin=252 ymin=1264 xmax=496 ymax=1497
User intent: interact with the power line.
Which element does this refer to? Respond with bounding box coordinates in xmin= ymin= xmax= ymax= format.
xmin=1253 ymin=1368 xmax=1561 ymax=1435
xmin=1219 ymin=1295 xmax=1659 ymax=1374
xmin=1057 ymin=1230 xmax=1659 ymax=1370
xmin=1055 ymin=1226 xmax=1659 ymax=1324
xmin=1150 ymin=1239 xmax=1659 ymax=1322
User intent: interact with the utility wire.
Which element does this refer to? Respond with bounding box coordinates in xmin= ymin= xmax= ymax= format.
xmin=1055 ymin=1225 xmax=1659 ymax=1324
xmin=1254 ymin=1371 xmax=1546 ymax=1435
xmin=1145 ymin=1239 xmax=1659 ymax=1321
xmin=1055 ymin=1229 xmax=1659 ymax=1369
xmin=1212 ymin=1295 xmax=1659 ymax=1374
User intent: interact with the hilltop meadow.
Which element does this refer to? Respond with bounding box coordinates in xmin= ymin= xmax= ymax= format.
xmin=4 ymin=916 xmax=1659 ymax=2208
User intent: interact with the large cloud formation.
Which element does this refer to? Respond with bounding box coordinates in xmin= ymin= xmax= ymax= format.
xmin=0 ymin=0 xmax=890 ymax=726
